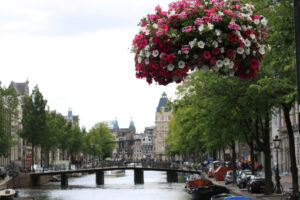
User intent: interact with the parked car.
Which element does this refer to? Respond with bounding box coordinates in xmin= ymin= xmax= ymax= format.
xmin=237 ymin=170 xmax=253 ymax=188
xmin=0 ymin=167 xmax=7 ymax=179
xmin=247 ymin=175 xmax=265 ymax=193
xmin=225 ymin=171 xmax=237 ymax=185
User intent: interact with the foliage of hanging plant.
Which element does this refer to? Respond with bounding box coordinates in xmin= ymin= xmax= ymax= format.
xmin=132 ymin=0 xmax=268 ymax=85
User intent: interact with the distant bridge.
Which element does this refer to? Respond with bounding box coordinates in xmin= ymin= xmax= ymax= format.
xmin=30 ymin=161 xmax=201 ymax=187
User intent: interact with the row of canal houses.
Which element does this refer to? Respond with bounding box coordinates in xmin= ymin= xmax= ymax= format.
xmin=0 ymin=81 xmax=299 ymax=175
xmin=0 ymin=80 xmax=79 ymax=169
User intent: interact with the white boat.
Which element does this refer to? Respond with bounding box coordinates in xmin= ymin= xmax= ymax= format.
xmin=0 ymin=189 xmax=16 ymax=200
xmin=104 ymin=170 xmax=125 ymax=177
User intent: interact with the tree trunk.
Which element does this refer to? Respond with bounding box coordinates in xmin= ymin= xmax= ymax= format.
xmin=249 ymin=141 xmax=255 ymax=175
xmin=32 ymin=143 xmax=35 ymax=172
xmin=263 ymin=114 xmax=273 ymax=195
xmin=231 ymin=141 xmax=237 ymax=184
xmin=40 ymin=146 xmax=43 ymax=168
xmin=283 ymin=104 xmax=299 ymax=195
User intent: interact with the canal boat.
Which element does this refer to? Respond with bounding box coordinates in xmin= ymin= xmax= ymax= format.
xmin=104 ymin=170 xmax=125 ymax=177
xmin=185 ymin=174 xmax=229 ymax=200
xmin=0 ymin=189 xmax=16 ymax=200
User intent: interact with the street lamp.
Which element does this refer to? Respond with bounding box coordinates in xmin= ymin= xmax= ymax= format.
xmin=273 ymin=135 xmax=282 ymax=194
xmin=91 ymin=144 xmax=94 ymax=168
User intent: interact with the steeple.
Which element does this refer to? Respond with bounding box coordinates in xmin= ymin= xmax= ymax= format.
xmin=113 ymin=118 xmax=119 ymax=130
xmin=129 ymin=117 xmax=135 ymax=130
xmin=156 ymin=92 xmax=171 ymax=112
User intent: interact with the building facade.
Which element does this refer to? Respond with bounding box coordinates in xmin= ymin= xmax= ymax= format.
xmin=271 ymin=103 xmax=300 ymax=175
xmin=154 ymin=92 xmax=172 ymax=161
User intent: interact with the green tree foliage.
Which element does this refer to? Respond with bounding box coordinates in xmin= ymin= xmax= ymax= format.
xmin=88 ymin=122 xmax=115 ymax=159
xmin=19 ymin=86 xmax=47 ymax=170
xmin=0 ymin=84 xmax=18 ymax=156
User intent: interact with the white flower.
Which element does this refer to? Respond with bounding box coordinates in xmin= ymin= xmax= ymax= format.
xmin=153 ymin=24 xmax=158 ymax=29
xmin=145 ymin=45 xmax=150 ymax=51
xmin=189 ymin=38 xmax=197 ymax=49
xmin=178 ymin=60 xmax=185 ymax=69
xmin=242 ymin=54 xmax=246 ymax=59
xmin=193 ymin=54 xmax=198 ymax=59
xmin=167 ymin=64 xmax=175 ymax=71
xmin=145 ymin=30 xmax=150 ymax=35
xmin=207 ymin=23 xmax=214 ymax=30
xmin=216 ymin=60 xmax=224 ymax=68
xmin=178 ymin=50 xmax=182 ymax=55
xmin=261 ymin=18 xmax=268 ymax=26
xmin=139 ymin=50 xmax=143 ymax=56
xmin=152 ymin=50 xmax=159 ymax=57
xmin=197 ymin=41 xmax=205 ymax=48
xmin=185 ymin=55 xmax=189 ymax=59
xmin=224 ymin=58 xmax=230 ymax=66
xmin=138 ymin=57 xmax=142 ymax=63
xmin=169 ymin=10 xmax=176 ymax=16
xmin=212 ymin=41 xmax=218 ymax=48
xmin=237 ymin=47 xmax=244 ymax=54
xmin=244 ymin=39 xmax=251 ymax=47
xmin=218 ymin=11 xmax=224 ymax=16
xmin=259 ymin=47 xmax=265 ymax=55
xmin=198 ymin=25 xmax=204 ymax=32
xmin=241 ymin=25 xmax=247 ymax=31
xmin=145 ymin=51 xmax=150 ymax=58
xmin=229 ymin=61 xmax=235 ymax=69
xmin=201 ymin=65 xmax=209 ymax=72
xmin=250 ymin=34 xmax=256 ymax=40
xmin=145 ymin=58 xmax=150 ymax=65
xmin=159 ymin=53 xmax=164 ymax=58
xmin=217 ymin=37 xmax=222 ymax=43
xmin=184 ymin=50 xmax=189 ymax=55
xmin=220 ymin=47 xmax=224 ymax=53
xmin=245 ymin=48 xmax=250 ymax=55
xmin=253 ymin=51 xmax=256 ymax=55
xmin=254 ymin=19 xmax=259 ymax=25
xmin=215 ymin=29 xmax=222 ymax=36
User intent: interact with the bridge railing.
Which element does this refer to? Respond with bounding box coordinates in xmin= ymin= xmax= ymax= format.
xmin=94 ymin=161 xmax=174 ymax=170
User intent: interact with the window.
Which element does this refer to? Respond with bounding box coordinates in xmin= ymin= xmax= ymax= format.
xmin=164 ymin=124 xmax=168 ymax=131
xmin=164 ymin=116 xmax=168 ymax=121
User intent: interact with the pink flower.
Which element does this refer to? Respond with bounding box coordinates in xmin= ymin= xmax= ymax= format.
xmin=203 ymin=51 xmax=211 ymax=60
xmin=227 ymin=32 xmax=236 ymax=42
xmin=194 ymin=18 xmax=203 ymax=25
xmin=210 ymin=57 xmax=216 ymax=66
xmin=250 ymin=59 xmax=259 ymax=70
xmin=226 ymin=49 xmax=235 ymax=59
xmin=228 ymin=21 xmax=240 ymax=30
xmin=212 ymin=48 xmax=220 ymax=55
xmin=251 ymin=14 xmax=261 ymax=20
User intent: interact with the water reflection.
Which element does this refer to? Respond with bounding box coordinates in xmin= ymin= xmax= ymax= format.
xmin=16 ymin=171 xmax=192 ymax=200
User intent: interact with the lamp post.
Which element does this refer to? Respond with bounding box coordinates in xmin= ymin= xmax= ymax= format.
xmin=91 ymin=144 xmax=94 ymax=168
xmin=273 ymin=135 xmax=282 ymax=194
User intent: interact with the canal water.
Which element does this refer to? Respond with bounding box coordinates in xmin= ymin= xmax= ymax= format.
xmin=16 ymin=171 xmax=192 ymax=200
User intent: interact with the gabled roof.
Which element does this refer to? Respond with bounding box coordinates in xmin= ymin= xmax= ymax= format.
xmin=9 ymin=81 xmax=29 ymax=96
xmin=156 ymin=92 xmax=171 ymax=112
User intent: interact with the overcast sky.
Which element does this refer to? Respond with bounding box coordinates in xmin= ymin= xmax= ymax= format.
xmin=0 ymin=0 xmax=179 ymax=133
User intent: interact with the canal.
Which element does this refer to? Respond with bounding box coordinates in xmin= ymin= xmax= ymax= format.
xmin=16 ymin=170 xmax=192 ymax=200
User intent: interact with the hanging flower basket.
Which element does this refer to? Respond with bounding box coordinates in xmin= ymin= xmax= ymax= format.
xmin=132 ymin=0 xmax=268 ymax=85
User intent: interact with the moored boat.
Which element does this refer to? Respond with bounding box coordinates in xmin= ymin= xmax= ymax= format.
xmin=104 ymin=170 xmax=125 ymax=177
xmin=186 ymin=174 xmax=229 ymax=200
xmin=0 ymin=189 xmax=16 ymax=200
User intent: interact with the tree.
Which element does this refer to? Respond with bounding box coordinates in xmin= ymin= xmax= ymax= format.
xmin=0 ymin=84 xmax=18 ymax=156
xmin=19 ymin=86 xmax=47 ymax=171
xmin=88 ymin=122 xmax=115 ymax=160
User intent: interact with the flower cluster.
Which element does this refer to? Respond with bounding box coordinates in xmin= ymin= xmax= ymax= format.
xmin=132 ymin=0 xmax=268 ymax=85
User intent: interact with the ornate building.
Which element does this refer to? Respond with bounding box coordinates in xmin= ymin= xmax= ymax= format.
xmin=154 ymin=92 xmax=172 ymax=160
xmin=110 ymin=118 xmax=136 ymax=160
xmin=0 ymin=80 xmax=30 ymax=168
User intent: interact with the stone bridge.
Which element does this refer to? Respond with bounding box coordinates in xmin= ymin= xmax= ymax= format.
xmin=30 ymin=161 xmax=201 ymax=187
